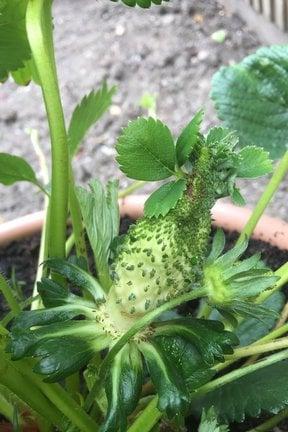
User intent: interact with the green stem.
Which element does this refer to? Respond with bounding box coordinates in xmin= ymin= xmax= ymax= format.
xmin=118 ymin=180 xmax=145 ymax=198
xmin=26 ymin=0 xmax=69 ymax=259
xmin=193 ymin=349 xmax=288 ymax=400
xmin=237 ymin=151 xmax=288 ymax=244
xmin=0 ymin=352 xmax=60 ymax=428
xmin=0 ymin=391 xmax=14 ymax=423
xmin=132 ymin=349 xmax=288 ymax=432
xmin=84 ymin=287 xmax=206 ymax=412
xmin=247 ymin=407 xmax=288 ymax=432
xmin=0 ymin=273 xmax=21 ymax=316
xmin=14 ymin=358 xmax=99 ymax=432
xmin=128 ymin=397 xmax=161 ymax=432
xmin=228 ymin=337 xmax=288 ymax=360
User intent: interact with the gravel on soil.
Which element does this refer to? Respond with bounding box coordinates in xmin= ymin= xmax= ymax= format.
xmin=3 ymin=0 xmax=283 ymax=224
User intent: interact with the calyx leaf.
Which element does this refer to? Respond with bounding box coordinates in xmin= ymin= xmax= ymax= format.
xmin=116 ymin=117 xmax=176 ymax=181
xmin=144 ymin=178 xmax=187 ymax=218
xmin=176 ymin=110 xmax=204 ymax=167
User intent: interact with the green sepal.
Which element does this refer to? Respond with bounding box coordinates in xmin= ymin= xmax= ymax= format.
xmin=10 ymin=304 xmax=95 ymax=331
xmin=152 ymin=335 xmax=215 ymax=394
xmin=144 ymin=179 xmax=187 ymax=218
xmin=176 ymin=110 xmax=204 ymax=167
xmin=139 ymin=340 xmax=190 ymax=418
xmin=9 ymin=320 xmax=102 ymax=359
xmin=77 ymin=179 xmax=120 ymax=290
xmin=236 ymin=292 xmax=285 ymax=346
xmin=45 ymin=259 xmax=106 ymax=302
xmin=37 ymin=277 xmax=95 ymax=309
xmin=102 ymin=343 xmax=143 ymax=432
xmin=153 ymin=318 xmax=238 ymax=365
xmin=32 ymin=335 xmax=108 ymax=382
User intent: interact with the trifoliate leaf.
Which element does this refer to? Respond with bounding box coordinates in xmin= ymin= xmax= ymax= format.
xmin=45 ymin=259 xmax=106 ymax=302
xmin=236 ymin=292 xmax=284 ymax=346
xmin=144 ymin=179 xmax=187 ymax=218
xmin=153 ymin=318 xmax=238 ymax=366
xmin=0 ymin=153 xmax=41 ymax=188
xmin=68 ymin=83 xmax=116 ymax=157
xmin=102 ymin=343 xmax=143 ymax=432
xmin=139 ymin=340 xmax=190 ymax=418
xmin=77 ymin=179 xmax=119 ymax=290
xmin=116 ymin=117 xmax=176 ymax=181
xmin=199 ymin=407 xmax=229 ymax=432
xmin=0 ymin=0 xmax=31 ymax=81
xmin=176 ymin=110 xmax=204 ymax=167
xmin=194 ymin=359 xmax=288 ymax=423
xmin=212 ymin=45 xmax=288 ymax=159
xmin=236 ymin=146 xmax=273 ymax=178
xmin=110 ymin=0 xmax=169 ymax=8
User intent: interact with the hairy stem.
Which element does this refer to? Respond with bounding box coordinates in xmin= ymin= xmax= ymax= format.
xmin=237 ymin=150 xmax=288 ymax=244
xmin=26 ymin=0 xmax=69 ymax=259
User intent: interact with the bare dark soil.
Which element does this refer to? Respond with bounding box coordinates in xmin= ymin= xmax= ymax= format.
xmin=1 ymin=220 xmax=288 ymax=431
xmin=5 ymin=0 xmax=287 ymax=225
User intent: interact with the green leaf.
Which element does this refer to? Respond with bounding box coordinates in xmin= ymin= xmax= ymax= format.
xmin=45 ymin=259 xmax=106 ymax=302
xmin=153 ymin=318 xmax=238 ymax=366
xmin=0 ymin=153 xmax=40 ymax=188
xmin=236 ymin=292 xmax=284 ymax=346
xmin=68 ymin=83 xmax=116 ymax=156
xmin=77 ymin=179 xmax=119 ymax=289
xmin=110 ymin=0 xmax=169 ymax=8
xmin=144 ymin=179 xmax=187 ymax=218
xmin=199 ymin=407 xmax=229 ymax=432
xmin=139 ymin=340 xmax=190 ymax=418
xmin=0 ymin=0 xmax=31 ymax=81
xmin=236 ymin=146 xmax=273 ymax=178
xmin=176 ymin=110 xmax=204 ymax=167
xmin=102 ymin=343 xmax=143 ymax=432
xmin=116 ymin=117 xmax=176 ymax=181
xmin=195 ymin=359 xmax=288 ymax=423
xmin=212 ymin=45 xmax=288 ymax=159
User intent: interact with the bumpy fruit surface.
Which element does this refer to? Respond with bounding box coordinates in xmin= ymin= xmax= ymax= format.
xmin=106 ymin=147 xmax=215 ymax=319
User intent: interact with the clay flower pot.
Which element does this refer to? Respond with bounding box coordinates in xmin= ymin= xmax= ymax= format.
xmin=0 ymin=195 xmax=287 ymax=250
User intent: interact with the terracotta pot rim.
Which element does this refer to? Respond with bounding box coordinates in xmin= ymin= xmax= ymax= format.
xmin=0 ymin=194 xmax=287 ymax=250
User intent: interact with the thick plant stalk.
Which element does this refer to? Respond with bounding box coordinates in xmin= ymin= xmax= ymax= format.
xmin=247 ymin=408 xmax=288 ymax=432
xmin=26 ymin=0 xmax=69 ymax=259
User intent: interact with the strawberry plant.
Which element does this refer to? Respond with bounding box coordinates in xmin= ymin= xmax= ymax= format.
xmin=1 ymin=1 xmax=288 ymax=431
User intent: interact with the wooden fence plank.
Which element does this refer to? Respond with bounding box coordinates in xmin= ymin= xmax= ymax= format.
xmin=275 ymin=0 xmax=286 ymax=31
